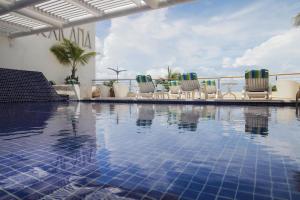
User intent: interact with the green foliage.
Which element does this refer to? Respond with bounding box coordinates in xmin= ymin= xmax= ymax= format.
xmin=103 ymin=80 xmax=116 ymax=97
xmin=65 ymin=76 xmax=79 ymax=85
xmin=50 ymin=39 xmax=96 ymax=84
xmin=166 ymin=66 xmax=181 ymax=80
xmin=103 ymin=80 xmax=116 ymax=88
xmin=272 ymin=85 xmax=277 ymax=92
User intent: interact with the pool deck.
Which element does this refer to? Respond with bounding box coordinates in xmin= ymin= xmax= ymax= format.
xmin=83 ymin=98 xmax=298 ymax=107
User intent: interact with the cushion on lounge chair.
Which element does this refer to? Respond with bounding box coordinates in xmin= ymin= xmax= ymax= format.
xmin=245 ymin=69 xmax=269 ymax=79
xmin=136 ymin=75 xmax=145 ymax=83
xmin=136 ymin=75 xmax=153 ymax=83
xmin=146 ymin=75 xmax=153 ymax=82
xmin=182 ymin=73 xmax=198 ymax=80
xmin=169 ymin=80 xmax=180 ymax=86
xmin=245 ymin=69 xmax=269 ymax=93
xmin=202 ymin=80 xmax=216 ymax=86
xmin=136 ymin=75 xmax=155 ymax=93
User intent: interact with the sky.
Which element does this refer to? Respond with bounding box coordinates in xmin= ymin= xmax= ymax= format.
xmin=95 ymin=0 xmax=300 ymax=79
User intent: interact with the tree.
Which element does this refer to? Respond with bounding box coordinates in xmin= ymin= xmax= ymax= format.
xmin=50 ymin=39 xmax=96 ymax=84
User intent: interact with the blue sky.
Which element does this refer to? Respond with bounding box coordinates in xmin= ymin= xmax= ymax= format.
xmin=95 ymin=0 xmax=300 ymax=79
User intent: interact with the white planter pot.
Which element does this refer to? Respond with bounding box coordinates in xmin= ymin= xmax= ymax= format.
xmin=98 ymin=85 xmax=111 ymax=97
xmin=113 ymin=83 xmax=129 ymax=98
xmin=276 ymin=80 xmax=300 ymax=99
xmin=53 ymin=84 xmax=80 ymax=100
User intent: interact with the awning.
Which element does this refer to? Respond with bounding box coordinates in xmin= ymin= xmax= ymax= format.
xmin=0 ymin=0 xmax=193 ymax=38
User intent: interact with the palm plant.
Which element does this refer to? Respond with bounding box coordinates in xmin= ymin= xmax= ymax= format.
xmin=166 ymin=66 xmax=181 ymax=80
xmin=50 ymin=39 xmax=96 ymax=84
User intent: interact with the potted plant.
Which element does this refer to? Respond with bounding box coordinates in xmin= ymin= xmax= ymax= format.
xmin=50 ymin=39 xmax=96 ymax=85
xmin=103 ymin=80 xmax=116 ymax=97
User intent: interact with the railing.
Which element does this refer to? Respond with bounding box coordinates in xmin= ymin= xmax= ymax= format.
xmin=92 ymin=72 xmax=300 ymax=93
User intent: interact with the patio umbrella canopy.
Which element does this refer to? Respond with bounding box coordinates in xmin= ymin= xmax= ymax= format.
xmin=0 ymin=0 xmax=193 ymax=38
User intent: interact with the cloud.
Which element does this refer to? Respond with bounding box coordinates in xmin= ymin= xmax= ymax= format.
xmin=95 ymin=0 xmax=300 ymax=79
xmin=230 ymin=28 xmax=300 ymax=73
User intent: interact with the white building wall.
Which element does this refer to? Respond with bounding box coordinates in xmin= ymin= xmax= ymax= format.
xmin=0 ymin=23 xmax=96 ymax=99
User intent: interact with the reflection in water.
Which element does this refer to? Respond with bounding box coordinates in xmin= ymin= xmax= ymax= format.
xmin=136 ymin=105 xmax=154 ymax=127
xmin=244 ymin=107 xmax=269 ymax=136
xmin=0 ymin=103 xmax=300 ymax=200
xmin=0 ymin=103 xmax=59 ymax=140
xmin=178 ymin=106 xmax=201 ymax=131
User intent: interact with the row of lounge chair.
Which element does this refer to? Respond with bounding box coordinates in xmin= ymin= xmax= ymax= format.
xmin=136 ymin=69 xmax=271 ymax=100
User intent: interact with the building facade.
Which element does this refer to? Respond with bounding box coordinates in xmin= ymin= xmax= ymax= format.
xmin=0 ymin=23 xmax=96 ymax=99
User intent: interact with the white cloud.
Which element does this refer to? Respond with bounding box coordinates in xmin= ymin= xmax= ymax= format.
xmin=96 ymin=0 xmax=300 ymax=79
xmin=231 ymin=28 xmax=300 ymax=73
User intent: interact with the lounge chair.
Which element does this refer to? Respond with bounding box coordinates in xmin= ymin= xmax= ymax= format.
xmin=136 ymin=75 xmax=169 ymax=99
xmin=201 ymin=80 xmax=219 ymax=99
xmin=243 ymin=69 xmax=271 ymax=99
xmin=168 ymin=80 xmax=182 ymax=99
xmin=180 ymin=73 xmax=201 ymax=99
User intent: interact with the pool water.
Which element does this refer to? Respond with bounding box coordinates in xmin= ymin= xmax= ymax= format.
xmin=0 ymin=103 xmax=300 ymax=200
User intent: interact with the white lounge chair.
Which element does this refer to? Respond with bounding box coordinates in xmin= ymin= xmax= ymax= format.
xmin=243 ymin=69 xmax=271 ymax=99
xmin=201 ymin=80 xmax=219 ymax=99
xmin=180 ymin=73 xmax=201 ymax=99
xmin=136 ymin=75 xmax=169 ymax=99
xmin=168 ymin=80 xmax=182 ymax=99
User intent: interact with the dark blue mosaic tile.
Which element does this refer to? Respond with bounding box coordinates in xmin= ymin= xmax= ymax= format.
xmin=254 ymin=194 xmax=272 ymax=200
xmin=181 ymin=189 xmax=200 ymax=200
xmin=272 ymin=189 xmax=291 ymax=199
xmin=0 ymin=68 xmax=65 ymax=102
xmin=197 ymin=192 xmax=216 ymax=200
xmin=236 ymin=191 xmax=254 ymax=200
xmin=219 ymin=188 xmax=236 ymax=199
xmin=0 ymin=104 xmax=300 ymax=200
xmin=146 ymin=190 xmax=164 ymax=199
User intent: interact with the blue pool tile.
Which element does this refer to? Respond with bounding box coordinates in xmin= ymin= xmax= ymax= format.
xmin=219 ymin=188 xmax=236 ymax=199
xmin=181 ymin=189 xmax=200 ymax=200
xmin=272 ymin=189 xmax=291 ymax=199
xmin=188 ymin=182 xmax=204 ymax=191
xmin=146 ymin=190 xmax=164 ymax=199
xmin=202 ymin=185 xmax=219 ymax=194
xmin=173 ymin=179 xmax=190 ymax=189
xmin=222 ymin=181 xmax=238 ymax=190
xmin=0 ymin=194 xmax=19 ymax=200
xmin=0 ymin=104 xmax=299 ymax=200
xmin=0 ymin=190 xmax=8 ymax=198
xmin=254 ymin=194 xmax=272 ymax=200
xmin=291 ymin=192 xmax=300 ymax=200
xmin=12 ymin=187 xmax=36 ymax=199
xmin=236 ymin=191 xmax=254 ymax=200
xmin=216 ymin=197 xmax=232 ymax=200
xmin=197 ymin=192 xmax=215 ymax=200
xmin=160 ymin=193 xmax=178 ymax=200
xmin=238 ymin=183 xmax=254 ymax=193
xmin=254 ymin=186 xmax=271 ymax=196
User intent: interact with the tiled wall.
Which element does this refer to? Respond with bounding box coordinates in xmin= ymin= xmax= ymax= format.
xmin=0 ymin=68 xmax=65 ymax=102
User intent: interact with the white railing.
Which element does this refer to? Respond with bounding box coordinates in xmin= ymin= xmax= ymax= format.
xmin=92 ymin=72 xmax=300 ymax=93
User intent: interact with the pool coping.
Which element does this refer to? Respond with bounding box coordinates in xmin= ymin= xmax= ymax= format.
xmin=81 ymin=98 xmax=297 ymax=107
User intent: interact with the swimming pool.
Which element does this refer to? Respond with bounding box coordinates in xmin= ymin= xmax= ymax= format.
xmin=0 ymin=103 xmax=299 ymax=200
